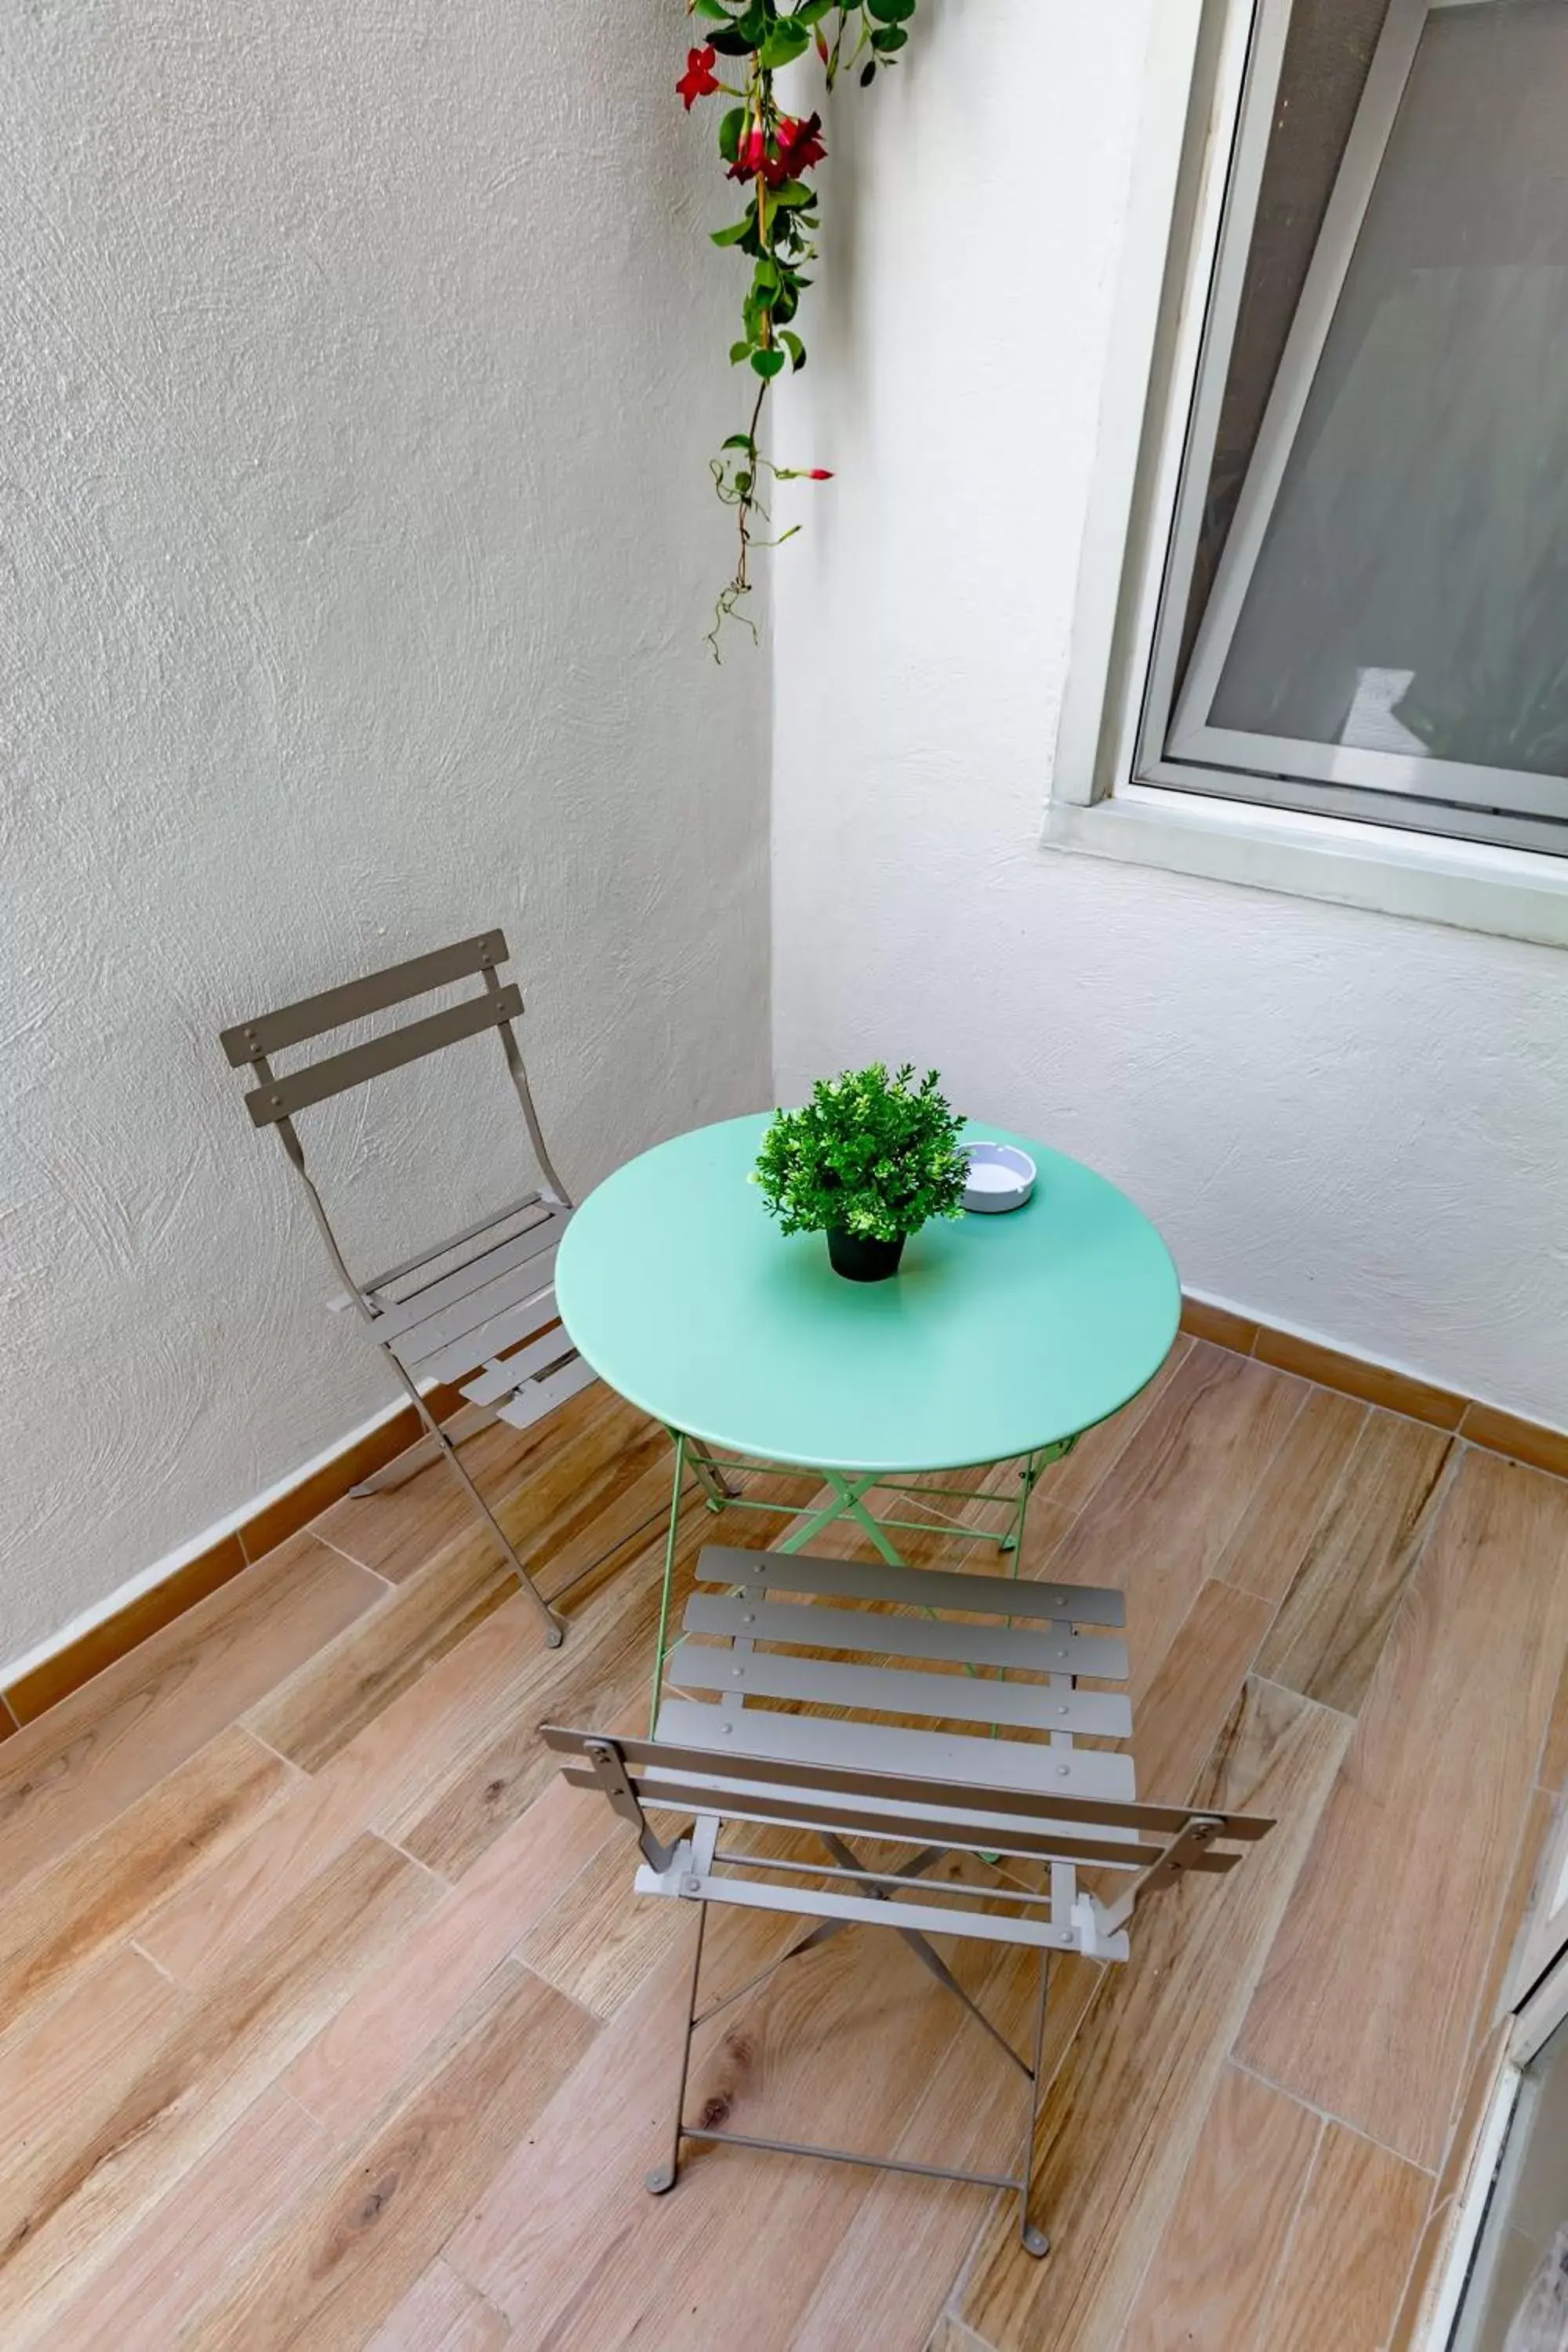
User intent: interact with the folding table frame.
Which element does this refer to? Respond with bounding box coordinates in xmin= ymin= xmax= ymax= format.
xmin=546 ymin=1543 xmax=1275 ymax=2255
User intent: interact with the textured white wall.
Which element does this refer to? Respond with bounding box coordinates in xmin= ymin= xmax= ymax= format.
xmin=772 ymin=0 xmax=1568 ymax=1426
xmin=0 ymin=3 xmax=770 ymax=1668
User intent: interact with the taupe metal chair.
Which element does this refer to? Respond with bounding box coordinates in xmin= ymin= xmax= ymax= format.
xmin=546 ymin=1544 xmax=1274 ymax=2249
xmin=221 ymin=929 xmax=594 ymax=1647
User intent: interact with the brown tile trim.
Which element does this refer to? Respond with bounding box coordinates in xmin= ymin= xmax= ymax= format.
xmin=237 ymin=1403 xmax=426 ymax=1564
xmin=1177 ymin=1296 xmax=1260 ymax=1356
xmin=1180 ymin=1294 xmax=1568 ymax=1458
xmin=1251 ymin=1327 xmax=1467 ymax=1431
xmin=236 ymin=1370 xmax=477 ymax=1565
xmin=8 ymin=1305 xmax=1564 ymax=1741
xmin=5 ymin=1534 xmax=250 ymax=1726
xmin=1457 ymin=1399 xmax=1568 ymax=1483
xmin=2 ymin=1383 xmax=471 ymax=1733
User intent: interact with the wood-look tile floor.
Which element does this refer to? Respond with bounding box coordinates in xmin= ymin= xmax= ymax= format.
xmin=2 ymin=1335 xmax=1566 ymax=2350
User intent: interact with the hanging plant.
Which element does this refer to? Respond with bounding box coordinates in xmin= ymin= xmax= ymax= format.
xmin=677 ymin=0 xmax=920 ymax=655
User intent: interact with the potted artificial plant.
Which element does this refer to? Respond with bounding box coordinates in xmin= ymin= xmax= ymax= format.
xmin=753 ymin=1063 xmax=969 ymax=1281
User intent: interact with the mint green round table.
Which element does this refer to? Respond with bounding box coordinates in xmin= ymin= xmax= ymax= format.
xmin=555 ymin=1114 xmax=1179 ymax=1693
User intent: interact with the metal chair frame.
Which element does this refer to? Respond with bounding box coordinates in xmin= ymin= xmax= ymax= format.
xmin=221 ymin=929 xmax=592 ymax=1646
xmin=545 ymin=1543 xmax=1274 ymax=2251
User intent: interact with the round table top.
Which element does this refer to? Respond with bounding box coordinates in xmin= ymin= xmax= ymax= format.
xmin=554 ymin=1113 xmax=1180 ymax=1475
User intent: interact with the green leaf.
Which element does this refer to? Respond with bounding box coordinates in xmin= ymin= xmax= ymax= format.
xmin=870 ymin=24 xmax=906 ymax=48
xmin=781 ymin=329 xmax=806 ymax=371
xmin=691 ymin=0 xmax=734 ymax=16
xmin=751 ymin=347 xmax=787 ymax=379
xmin=721 ymin=433 xmax=756 ymax=449
xmin=753 ymin=255 xmax=781 ymax=294
xmin=710 ymin=216 xmax=754 ymax=246
xmin=759 ymin=20 xmax=811 ymax=66
xmin=717 ymin=105 xmax=746 ymax=164
xmin=796 ymin=0 xmax=834 ymax=20
xmin=866 ymin=0 xmax=916 ymax=18
xmin=729 ymin=342 xmax=753 ymax=365
xmin=751 ymin=1064 xmax=970 ymax=1243
xmin=859 ymin=58 xmax=877 ymax=85
xmin=769 ymin=178 xmax=815 ymax=208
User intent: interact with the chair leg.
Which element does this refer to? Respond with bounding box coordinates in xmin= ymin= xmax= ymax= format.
xmin=437 ymin=1434 xmax=565 ymax=1646
xmin=390 ymin=1361 xmax=566 ymax=1648
xmin=347 ymin=1401 xmax=500 ymax=1497
xmin=1018 ymin=1947 xmax=1052 ymax=2259
xmin=648 ymin=1900 xmax=707 ymax=2195
xmin=350 ymin=1432 xmax=441 ymax=1497
xmin=689 ymin=1451 xmax=740 ymax=1512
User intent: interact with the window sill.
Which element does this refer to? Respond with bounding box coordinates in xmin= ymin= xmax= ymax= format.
xmin=1042 ymin=785 xmax=1568 ymax=950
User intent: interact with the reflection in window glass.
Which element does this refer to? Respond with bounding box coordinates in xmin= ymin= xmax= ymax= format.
xmin=1212 ymin=2 xmax=1568 ymax=778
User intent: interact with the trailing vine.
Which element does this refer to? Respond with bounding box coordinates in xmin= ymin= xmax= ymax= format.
xmin=677 ymin=0 xmax=920 ymax=655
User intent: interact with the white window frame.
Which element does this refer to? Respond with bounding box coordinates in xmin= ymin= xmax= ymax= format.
xmin=1420 ymin=1797 xmax=1568 ymax=2349
xmin=1045 ymin=0 xmax=1568 ymax=950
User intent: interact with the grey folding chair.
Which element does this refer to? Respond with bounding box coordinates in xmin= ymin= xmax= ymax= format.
xmin=221 ymin=929 xmax=595 ymax=1647
xmin=545 ymin=1544 xmax=1274 ymax=2250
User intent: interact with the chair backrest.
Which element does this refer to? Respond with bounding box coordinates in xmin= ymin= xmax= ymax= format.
xmin=220 ymin=929 xmax=569 ymax=1319
xmin=541 ymin=1719 xmax=1273 ymax=1958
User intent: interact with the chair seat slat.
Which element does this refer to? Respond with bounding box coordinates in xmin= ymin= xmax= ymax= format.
xmin=681 ymin=1592 xmax=1129 ymax=1681
xmin=672 ymin=1646 xmax=1134 ymax=1739
xmin=383 ymin=1213 xmax=568 ymax=1362
xmin=696 ymin=1544 xmax=1126 ymax=1629
xmin=401 ymin=1256 xmax=561 ymax=1382
xmin=492 ymin=1351 xmax=597 ymax=1428
xmin=455 ymin=1324 xmax=578 ymax=1406
xmin=655 ymin=1696 xmax=1138 ymax=1802
xmin=459 ymin=1294 xmax=562 ymax=1403
xmin=370 ymin=1206 xmax=558 ymax=1342
xmin=361 ymin=1191 xmax=548 ymax=1299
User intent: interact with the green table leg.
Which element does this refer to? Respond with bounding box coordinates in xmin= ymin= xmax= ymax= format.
xmin=649 ymin=1429 xmax=689 ymax=1735
xmin=777 ymin=1471 xmax=909 ymax=1566
xmin=999 ymin=1437 xmax=1075 ymax=1556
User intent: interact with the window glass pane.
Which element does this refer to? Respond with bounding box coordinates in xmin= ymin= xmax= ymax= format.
xmin=1178 ymin=0 xmax=1392 ymax=683
xmin=1211 ymin=1 xmax=1568 ymax=780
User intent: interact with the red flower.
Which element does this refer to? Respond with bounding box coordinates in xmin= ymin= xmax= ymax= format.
xmin=728 ymin=112 xmax=828 ymax=188
xmin=808 ymin=468 xmax=834 ymax=481
xmin=729 ymin=125 xmax=770 ymax=182
xmin=775 ymin=113 xmax=827 ymax=178
xmin=677 ymin=45 xmax=720 ymax=110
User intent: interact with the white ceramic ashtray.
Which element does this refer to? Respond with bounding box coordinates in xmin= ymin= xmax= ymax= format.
xmin=962 ymin=1142 xmax=1036 ymax=1214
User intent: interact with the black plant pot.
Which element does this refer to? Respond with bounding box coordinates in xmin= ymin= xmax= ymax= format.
xmin=826 ymin=1227 xmax=907 ymax=1283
